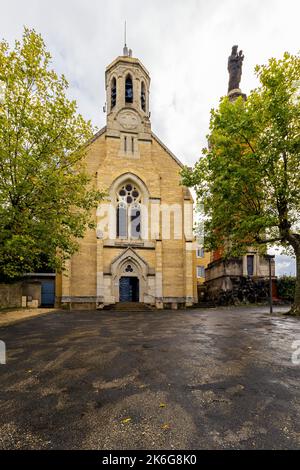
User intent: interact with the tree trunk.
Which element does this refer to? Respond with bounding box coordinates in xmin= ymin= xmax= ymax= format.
xmin=289 ymin=244 xmax=300 ymax=316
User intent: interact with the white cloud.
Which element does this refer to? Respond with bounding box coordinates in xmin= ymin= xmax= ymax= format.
xmin=2 ymin=0 xmax=299 ymax=164
xmin=275 ymin=255 xmax=296 ymax=277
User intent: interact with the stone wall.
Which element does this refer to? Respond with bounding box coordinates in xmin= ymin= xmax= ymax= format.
xmin=22 ymin=281 xmax=42 ymax=307
xmin=206 ymin=275 xmax=273 ymax=305
xmin=0 ymin=283 xmax=23 ymax=309
xmin=204 ymin=254 xmax=276 ymax=305
xmin=206 ymin=258 xmax=243 ymax=282
xmin=257 ymin=255 xmax=275 ymax=277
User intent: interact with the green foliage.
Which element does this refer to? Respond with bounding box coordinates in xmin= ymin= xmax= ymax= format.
xmin=277 ymin=276 xmax=296 ymax=302
xmin=0 ymin=28 xmax=103 ymax=279
xmin=182 ymin=52 xmax=300 ymax=254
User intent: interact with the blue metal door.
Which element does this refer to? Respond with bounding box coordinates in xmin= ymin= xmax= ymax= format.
xmin=119 ymin=277 xmax=139 ymax=302
xmin=119 ymin=277 xmax=131 ymax=302
xmin=41 ymin=280 xmax=55 ymax=306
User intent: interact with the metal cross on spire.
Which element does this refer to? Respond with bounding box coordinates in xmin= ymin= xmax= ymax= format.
xmin=123 ymin=20 xmax=132 ymax=57
xmin=123 ymin=21 xmax=128 ymax=56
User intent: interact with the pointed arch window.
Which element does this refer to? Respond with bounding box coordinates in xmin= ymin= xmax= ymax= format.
xmin=130 ymin=203 xmax=141 ymax=238
xmin=125 ymin=74 xmax=133 ymax=103
xmin=116 ymin=182 xmax=141 ymax=239
xmin=111 ymin=77 xmax=117 ymax=109
xmin=116 ymin=202 xmax=127 ymax=238
xmin=141 ymin=81 xmax=146 ymax=111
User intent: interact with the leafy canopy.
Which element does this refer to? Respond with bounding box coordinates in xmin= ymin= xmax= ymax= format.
xmin=0 ymin=28 xmax=103 ymax=279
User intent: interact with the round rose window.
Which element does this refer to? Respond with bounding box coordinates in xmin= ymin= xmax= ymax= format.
xmin=117 ymin=184 xmax=141 ymax=204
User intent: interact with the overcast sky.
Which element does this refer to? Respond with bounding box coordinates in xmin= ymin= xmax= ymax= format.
xmin=1 ymin=0 xmax=298 ymax=275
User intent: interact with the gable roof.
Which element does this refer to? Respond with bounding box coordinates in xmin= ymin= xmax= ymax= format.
xmin=110 ymin=247 xmax=149 ymax=273
xmin=151 ymin=131 xmax=184 ymax=169
xmin=85 ymin=126 xmax=193 ymax=201
xmin=87 ymin=127 xmax=185 ymax=169
xmin=87 ymin=125 xmax=107 ymax=146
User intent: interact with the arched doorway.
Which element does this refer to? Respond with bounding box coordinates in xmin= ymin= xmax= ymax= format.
xmin=110 ymin=248 xmax=150 ymax=304
xmin=119 ymin=276 xmax=139 ymax=302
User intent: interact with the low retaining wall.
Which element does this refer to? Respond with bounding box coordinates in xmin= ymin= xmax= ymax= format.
xmin=0 ymin=282 xmax=23 ymax=309
xmin=205 ymin=275 xmax=276 ymax=305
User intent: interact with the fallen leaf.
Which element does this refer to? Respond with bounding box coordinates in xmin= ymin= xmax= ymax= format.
xmin=161 ymin=423 xmax=170 ymax=430
xmin=121 ymin=417 xmax=132 ymax=424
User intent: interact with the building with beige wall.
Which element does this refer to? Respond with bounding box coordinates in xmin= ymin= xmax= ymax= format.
xmin=195 ymin=246 xmax=211 ymax=285
xmin=205 ymin=251 xmax=276 ymax=303
xmin=55 ymin=46 xmax=197 ymax=310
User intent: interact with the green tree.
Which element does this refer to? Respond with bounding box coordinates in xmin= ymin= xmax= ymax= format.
xmin=182 ymin=52 xmax=300 ymax=315
xmin=0 ymin=28 xmax=103 ymax=280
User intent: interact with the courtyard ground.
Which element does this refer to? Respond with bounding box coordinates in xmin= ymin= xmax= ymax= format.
xmin=0 ymin=307 xmax=57 ymax=328
xmin=0 ymin=306 xmax=299 ymax=449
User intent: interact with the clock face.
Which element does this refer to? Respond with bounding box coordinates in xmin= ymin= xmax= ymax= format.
xmin=118 ymin=110 xmax=139 ymax=130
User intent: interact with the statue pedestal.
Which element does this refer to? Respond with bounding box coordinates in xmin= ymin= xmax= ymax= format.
xmin=228 ymin=88 xmax=247 ymax=102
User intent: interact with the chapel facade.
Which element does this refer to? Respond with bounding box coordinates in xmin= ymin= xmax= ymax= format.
xmin=55 ymin=46 xmax=197 ymax=310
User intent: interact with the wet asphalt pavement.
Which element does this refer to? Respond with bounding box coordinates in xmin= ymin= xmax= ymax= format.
xmin=0 ymin=306 xmax=299 ymax=450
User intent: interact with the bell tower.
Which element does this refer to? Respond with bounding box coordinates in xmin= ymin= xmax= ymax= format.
xmin=105 ymin=45 xmax=151 ymax=151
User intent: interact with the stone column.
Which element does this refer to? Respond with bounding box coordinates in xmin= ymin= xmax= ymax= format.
xmin=61 ymin=259 xmax=71 ymax=308
xmin=242 ymin=255 xmax=247 ymax=276
xmin=96 ymin=238 xmax=104 ymax=307
xmin=185 ymin=241 xmax=194 ymax=306
xmin=254 ymin=253 xmax=258 ymax=276
xmin=134 ymin=77 xmax=140 ymax=110
xmin=184 ymin=201 xmax=194 ymax=241
xmin=155 ymin=240 xmax=163 ymax=309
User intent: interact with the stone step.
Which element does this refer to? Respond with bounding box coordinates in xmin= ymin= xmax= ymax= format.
xmin=196 ymin=301 xmax=216 ymax=308
xmin=110 ymin=302 xmax=154 ymax=312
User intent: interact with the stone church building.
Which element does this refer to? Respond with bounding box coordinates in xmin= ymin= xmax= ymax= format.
xmin=55 ymin=46 xmax=197 ymax=310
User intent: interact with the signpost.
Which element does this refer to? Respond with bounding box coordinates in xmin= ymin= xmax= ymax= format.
xmin=265 ymin=254 xmax=275 ymax=314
